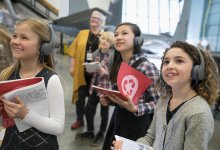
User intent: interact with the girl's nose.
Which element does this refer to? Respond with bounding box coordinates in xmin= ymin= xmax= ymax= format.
xmin=115 ymin=34 xmax=122 ymax=40
xmin=117 ymin=35 xmax=122 ymax=39
xmin=12 ymin=38 xmax=20 ymax=45
xmin=167 ymin=62 xmax=174 ymax=69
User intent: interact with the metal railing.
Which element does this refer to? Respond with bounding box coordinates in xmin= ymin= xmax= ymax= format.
xmin=20 ymin=0 xmax=59 ymax=19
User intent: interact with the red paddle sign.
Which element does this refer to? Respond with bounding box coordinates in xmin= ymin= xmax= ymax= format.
xmin=117 ymin=62 xmax=153 ymax=104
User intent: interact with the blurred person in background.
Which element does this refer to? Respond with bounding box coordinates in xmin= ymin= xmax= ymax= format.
xmin=66 ymin=10 xmax=106 ymax=130
xmin=75 ymin=31 xmax=115 ymax=147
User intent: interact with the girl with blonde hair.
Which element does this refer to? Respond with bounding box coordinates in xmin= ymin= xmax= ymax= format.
xmin=0 ymin=18 xmax=65 ymax=150
xmin=76 ymin=31 xmax=115 ymax=147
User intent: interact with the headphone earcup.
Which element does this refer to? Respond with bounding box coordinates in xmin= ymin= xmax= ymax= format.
xmin=40 ymin=25 xmax=55 ymax=55
xmin=191 ymin=65 xmax=199 ymax=80
xmin=191 ymin=48 xmax=205 ymax=81
xmin=134 ymin=36 xmax=144 ymax=51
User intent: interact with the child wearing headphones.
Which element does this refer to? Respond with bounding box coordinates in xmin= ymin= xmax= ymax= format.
xmin=114 ymin=41 xmax=219 ymax=150
xmin=100 ymin=22 xmax=160 ymax=150
xmin=75 ymin=31 xmax=115 ymax=147
xmin=0 ymin=18 xmax=65 ymax=150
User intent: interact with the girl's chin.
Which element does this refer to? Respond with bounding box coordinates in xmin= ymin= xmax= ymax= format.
xmin=12 ymin=54 xmax=26 ymax=60
xmin=165 ymin=80 xmax=175 ymax=86
xmin=12 ymin=54 xmax=20 ymax=59
xmin=115 ymin=48 xmax=125 ymax=52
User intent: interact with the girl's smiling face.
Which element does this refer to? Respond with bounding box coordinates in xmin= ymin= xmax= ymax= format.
xmin=10 ymin=24 xmax=40 ymax=61
xmin=162 ymin=47 xmax=194 ymax=88
xmin=100 ymin=35 xmax=111 ymax=51
xmin=113 ymin=25 xmax=135 ymax=53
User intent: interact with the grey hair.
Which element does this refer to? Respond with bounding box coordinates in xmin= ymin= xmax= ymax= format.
xmin=91 ymin=10 xmax=106 ymax=26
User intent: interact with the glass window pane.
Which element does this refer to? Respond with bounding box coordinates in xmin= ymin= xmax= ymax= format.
xmin=122 ymin=0 xmax=183 ymax=35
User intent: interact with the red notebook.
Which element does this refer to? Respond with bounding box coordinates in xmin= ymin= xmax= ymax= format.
xmin=92 ymin=85 xmax=127 ymax=100
xmin=0 ymin=77 xmax=43 ymax=128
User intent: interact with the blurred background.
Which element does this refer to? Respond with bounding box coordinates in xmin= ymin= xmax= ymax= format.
xmin=0 ymin=0 xmax=220 ymax=149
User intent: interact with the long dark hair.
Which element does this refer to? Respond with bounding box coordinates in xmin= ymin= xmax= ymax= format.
xmin=110 ymin=22 xmax=142 ymax=83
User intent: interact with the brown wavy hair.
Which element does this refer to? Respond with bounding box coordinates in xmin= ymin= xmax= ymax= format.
xmin=157 ymin=41 xmax=219 ymax=105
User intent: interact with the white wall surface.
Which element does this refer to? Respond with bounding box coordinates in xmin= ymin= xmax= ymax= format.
xmin=87 ymin=0 xmax=111 ymax=11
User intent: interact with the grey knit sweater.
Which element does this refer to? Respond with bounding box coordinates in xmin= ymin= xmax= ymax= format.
xmin=137 ymin=95 xmax=214 ymax=150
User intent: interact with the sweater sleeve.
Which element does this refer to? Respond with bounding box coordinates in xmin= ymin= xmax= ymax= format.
xmin=184 ymin=113 xmax=214 ymax=150
xmin=22 ymin=75 xmax=65 ymax=136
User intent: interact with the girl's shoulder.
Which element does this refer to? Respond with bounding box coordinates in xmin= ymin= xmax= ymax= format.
xmin=183 ymin=96 xmax=213 ymax=116
xmin=38 ymin=67 xmax=57 ymax=76
xmin=37 ymin=67 xmax=57 ymax=87
xmin=133 ymin=56 xmax=159 ymax=75
xmin=132 ymin=52 xmax=150 ymax=66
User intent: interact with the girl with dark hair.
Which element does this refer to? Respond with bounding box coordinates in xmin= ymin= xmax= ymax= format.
xmin=100 ymin=22 xmax=160 ymax=150
xmin=114 ymin=41 xmax=219 ymax=150
xmin=137 ymin=41 xmax=219 ymax=150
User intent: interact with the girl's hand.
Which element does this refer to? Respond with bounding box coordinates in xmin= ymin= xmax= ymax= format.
xmin=107 ymin=94 xmax=138 ymax=113
xmin=70 ymin=67 xmax=74 ymax=77
xmin=98 ymin=67 xmax=108 ymax=76
xmin=112 ymin=140 xmax=123 ymax=150
xmin=2 ymin=96 xmax=29 ymax=119
xmin=99 ymin=94 xmax=111 ymax=106
xmin=70 ymin=58 xmax=75 ymax=77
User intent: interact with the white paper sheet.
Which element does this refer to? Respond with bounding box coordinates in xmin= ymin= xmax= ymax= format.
xmin=3 ymin=77 xmax=49 ymax=132
xmin=115 ymin=135 xmax=153 ymax=150
xmin=83 ymin=62 xmax=101 ymax=72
